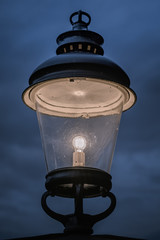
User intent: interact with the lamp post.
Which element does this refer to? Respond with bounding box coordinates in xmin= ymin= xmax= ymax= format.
xmin=22 ymin=10 xmax=136 ymax=235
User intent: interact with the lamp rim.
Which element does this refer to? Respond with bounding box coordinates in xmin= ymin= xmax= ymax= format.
xmin=22 ymin=77 xmax=136 ymax=117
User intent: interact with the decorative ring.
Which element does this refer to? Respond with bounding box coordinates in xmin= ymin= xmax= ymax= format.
xmin=70 ymin=10 xmax=91 ymax=26
xmin=45 ymin=167 xmax=112 ymax=198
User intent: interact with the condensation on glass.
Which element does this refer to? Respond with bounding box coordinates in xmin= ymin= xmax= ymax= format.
xmin=34 ymin=77 xmax=128 ymax=173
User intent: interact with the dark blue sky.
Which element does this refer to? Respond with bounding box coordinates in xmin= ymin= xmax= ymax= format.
xmin=1 ymin=0 xmax=160 ymax=239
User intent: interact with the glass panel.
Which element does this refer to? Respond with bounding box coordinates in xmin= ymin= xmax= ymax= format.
xmin=36 ymin=101 xmax=122 ymax=173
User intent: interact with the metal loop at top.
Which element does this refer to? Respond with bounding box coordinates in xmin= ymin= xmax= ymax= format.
xmin=70 ymin=10 xmax=91 ymax=27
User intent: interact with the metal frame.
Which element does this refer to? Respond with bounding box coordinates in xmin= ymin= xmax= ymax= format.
xmin=41 ymin=167 xmax=116 ymax=234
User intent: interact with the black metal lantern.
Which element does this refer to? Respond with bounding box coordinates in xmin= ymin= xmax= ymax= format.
xmin=22 ymin=11 xmax=136 ymax=234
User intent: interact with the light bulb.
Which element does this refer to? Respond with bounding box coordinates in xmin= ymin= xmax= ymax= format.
xmin=72 ymin=136 xmax=86 ymax=152
xmin=72 ymin=136 xmax=86 ymax=166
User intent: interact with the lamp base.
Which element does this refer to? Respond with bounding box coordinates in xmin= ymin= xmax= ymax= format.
xmin=45 ymin=167 xmax=112 ymax=198
xmin=41 ymin=167 xmax=116 ymax=234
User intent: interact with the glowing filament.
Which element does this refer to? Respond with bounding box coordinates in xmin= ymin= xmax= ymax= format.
xmin=72 ymin=136 xmax=86 ymax=166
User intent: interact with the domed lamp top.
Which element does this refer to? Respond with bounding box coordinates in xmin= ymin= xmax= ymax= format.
xmin=22 ymin=10 xmax=136 ymax=118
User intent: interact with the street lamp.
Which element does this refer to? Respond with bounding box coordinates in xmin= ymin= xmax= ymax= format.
xmin=22 ymin=11 xmax=136 ymax=234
